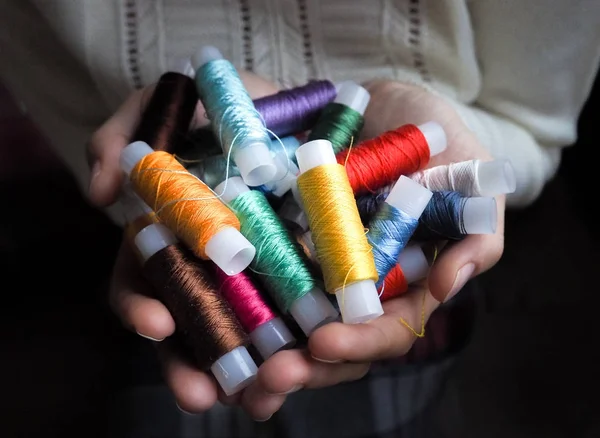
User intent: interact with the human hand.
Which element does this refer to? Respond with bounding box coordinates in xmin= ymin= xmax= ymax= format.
xmin=244 ymin=80 xmax=505 ymax=420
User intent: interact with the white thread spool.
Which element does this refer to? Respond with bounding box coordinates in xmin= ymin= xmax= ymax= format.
xmin=409 ymin=158 xmax=516 ymax=197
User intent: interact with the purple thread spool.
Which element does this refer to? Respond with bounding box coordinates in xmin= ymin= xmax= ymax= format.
xmin=253 ymin=80 xmax=337 ymax=138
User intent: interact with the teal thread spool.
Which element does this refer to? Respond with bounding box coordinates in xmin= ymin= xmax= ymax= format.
xmin=307 ymin=81 xmax=370 ymax=154
xmin=191 ymin=46 xmax=277 ymax=187
xmin=214 ymin=176 xmax=339 ymax=336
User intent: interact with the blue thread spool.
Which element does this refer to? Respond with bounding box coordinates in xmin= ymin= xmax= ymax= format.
xmin=367 ymin=176 xmax=433 ymax=286
xmin=191 ymin=46 xmax=277 ymax=187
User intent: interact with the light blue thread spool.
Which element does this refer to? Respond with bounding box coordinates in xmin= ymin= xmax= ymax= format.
xmin=191 ymin=46 xmax=277 ymax=187
xmin=366 ymin=176 xmax=433 ymax=287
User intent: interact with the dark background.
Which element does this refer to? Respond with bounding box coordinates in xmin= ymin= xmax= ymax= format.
xmin=1 ymin=69 xmax=599 ymax=437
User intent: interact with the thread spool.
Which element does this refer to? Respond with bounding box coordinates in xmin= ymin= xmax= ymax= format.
xmin=191 ymin=46 xmax=277 ymax=186
xmin=278 ymin=192 xmax=309 ymax=233
xmin=367 ymin=176 xmax=432 ymax=287
xmin=337 ymin=122 xmax=448 ymax=194
xmin=260 ymin=136 xmax=302 ymax=197
xmin=409 ymin=158 xmax=517 ymax=197
xmin=120 ymin=193 xmax=257 ymax=395
xmin=253 ymin=80 xmax=337 ymax=138
xmin=120 ymin=183 xmax=160 ymax=255
xmin=414 ymin=191 xmax=497 ymax=241
xmin=215 ymin=176 xmax=339 ymax=335
xmin=213 ymin=266 xmax=296 ymax=359
xmin=120 ymin=141 xmax=255 ymax=275
xmin=187 ymin=155 xmax=241 ymax=190
xmin=295 ymin=139 xmax=382 ymax=324
xmin=132 ymin=62 xmax=198 ymax=153
xmin=379 ymin=245 xmax=430 ymax=302
xmin=307 ymin=81 xmax=369 ymax=154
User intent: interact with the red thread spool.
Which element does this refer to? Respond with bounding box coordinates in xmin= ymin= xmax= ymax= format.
xmin=336 ymin=123 xmax=446 ymax=194
xmin=379 ymin=264 xmax=409 ymax=302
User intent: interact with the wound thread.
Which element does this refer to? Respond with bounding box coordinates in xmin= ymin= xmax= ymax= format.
xmin=229 ymin=190 xmax=317 ymax=312
xmin=337 ymin=124 xmax=430 ymax=194
xmin=308 ymin=102 xmax=365 ymax=154
xmin=130 ymin=151 xmax=240 ymax=259
xmin=297 ymin=163 xmax=378 ymax=293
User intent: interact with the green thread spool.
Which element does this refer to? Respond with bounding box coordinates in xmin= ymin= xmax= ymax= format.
xmin=215 ymin=176 xmax=339 ymax=335
xmin=307 ymin=81 xmax=370 ymax=154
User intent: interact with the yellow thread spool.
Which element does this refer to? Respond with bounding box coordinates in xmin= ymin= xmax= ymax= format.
xmin=120 ymin=141 xmax=256 ymax=275
xmin=295 ymin=139 xmax=382 ymax=324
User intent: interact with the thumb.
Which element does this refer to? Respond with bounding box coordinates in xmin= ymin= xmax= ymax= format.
xmin=427 ymin=196 xmax=506 ymax=303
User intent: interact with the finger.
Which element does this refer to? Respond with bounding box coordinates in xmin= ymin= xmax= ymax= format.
xmin=109 ymin=240 xmax=176 ymax=340
xmin=256 ymin=349 xmax=370 ymax=395
xmin=240 ymin=384 xmax=287 ymax=422
xmin=156 ymin=341 xmax=219 ymax=413
xmin=427 ymin=195 xmax=505 ymax=303
xmin=308 ymin=288 xmax=440 ymax=363
xmin=217 ymin=389 xmax=243 ymax=406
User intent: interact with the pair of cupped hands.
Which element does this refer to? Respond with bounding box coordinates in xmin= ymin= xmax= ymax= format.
xmin=87 ymin=72 xmax=505 ymax=421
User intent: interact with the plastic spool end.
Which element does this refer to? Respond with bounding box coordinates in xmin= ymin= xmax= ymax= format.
xmin=134 ymin=223 xmax=178 ymax=263
xmin=233 ymin=142 xmax=278 ymax=187
xmin=120 ymin=141 xmax=154 ymax=175
xmin=397 ymin=246 xmax=430 ymax=284
xmin=191 ymin=46 xmax=224 ymax=70
xmin=289 ymin=288 xmax=339 ymax=335
xmin=386 ymin=176 xmax=433 ymax=219
xmin=417 ymin=121 xmax=447 ymax=156
xmin=477 ymin=159 xmax=517 ymax=196
xmin=121 ymin=184 xmax=153 ymax=224
xmin=335 ymin=280 xmax=383 ymax=324
xmin=334 ymin=81 xmax=371 ymax=115
xmin=169 ymin=57 xmax=195 ymax=78
xmin=295 ymin=139 xmax=336 ymax=173
xmin=249 ymin=317 xmax=296 ymax=360
xmin=204 ymin=228 xmax=256 ymax=275
xmin=210 ymin=346 xmax=258 ymax=396
xmin=214 ymin=176 xmax=250 ymax=204
xmin=462 ymin=197 xmax=497 ymax=235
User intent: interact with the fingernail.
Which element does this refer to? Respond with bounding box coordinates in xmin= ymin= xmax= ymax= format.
xmin=88 ymin=161 xmax=101 ymax=193
xmin=445 ymin=263 xmax=475 ymax=302
xmin=311 ymin=356 xmax=343 ymax=364
xmin=254 ymin=414 xmax=273 ymax=422
xmin=175 ymin=403 xmax=195 ymax=416
xmin=136 ymin=331 xmax=164 ymax=342
xmin=273 ymin=384 xmax=303 ymax=395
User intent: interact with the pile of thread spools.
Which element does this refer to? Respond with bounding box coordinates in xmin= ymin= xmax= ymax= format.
xmin=118 ymin=46 xmax=517 ymax=396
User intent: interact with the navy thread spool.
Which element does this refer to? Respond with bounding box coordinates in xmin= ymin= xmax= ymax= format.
xmin=413 ymin=191 xmax=498 ymax=241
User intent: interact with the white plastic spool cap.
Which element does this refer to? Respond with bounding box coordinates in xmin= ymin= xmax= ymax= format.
xmin=169 ymin=57 xmax=195 ymax=78
xmin=296 ymin=139 xmax=383 ymax=324
xmin=210 ymin=346 xmax=258 ymax=396
xmin=263 ymin=154 xmax=300 ymax=197
xmin=120 ymin=141 xmax=154 ymax=175
xmin=289 ymin=288 xmax=340 ymax=335
xmin=279 ymin=196 xmax=309 ymax=232
xmin=476 ymin=159 xmax=517 ymax=196
xmin=397 ymin=246 xmax=430 ymax=284
xmin=135 ymin=223 xmax=178 ymax=263
xmin=417 ymin=122 xmax=447 ymax=157
xmin=386 ymin=176 xmax=433 ymax=219
xmin=120 ymin=183 xmax=154 ymax=224
xmin=334 ymin=81 xmax=371 ymax=115
xmin=204 ymin=228 xmax=256 ymax=275
xmin=191 ymin=46 xmax=224 ymax=69
xmin=249 ymin=317 xmax=296 ymax=359
xmin=214 ymin=176 xmax=250 ymax=204
xmin=290 ymin=179 xmax=306 ymax=211
xmin=462 ymin=197 xmax=497 ymax=235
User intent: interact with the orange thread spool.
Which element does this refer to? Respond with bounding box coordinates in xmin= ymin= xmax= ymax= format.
xmin=130 ymin=151 xmax=241 ymax=259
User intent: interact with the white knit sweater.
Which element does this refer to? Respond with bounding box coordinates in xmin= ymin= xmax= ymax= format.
xmin=1 ymin=0 xmax=599 ymax=212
